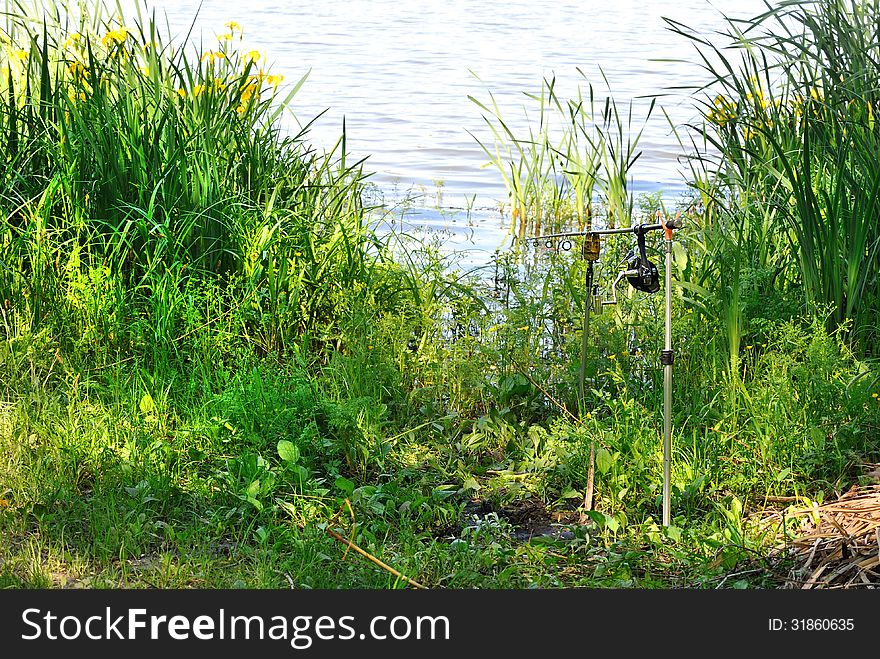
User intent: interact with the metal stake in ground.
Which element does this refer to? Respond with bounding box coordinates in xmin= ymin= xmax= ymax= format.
xmin=660 ymin=215 xmax=676 ymax=527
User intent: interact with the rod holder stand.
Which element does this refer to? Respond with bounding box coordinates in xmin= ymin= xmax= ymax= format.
xmin=528 ymin=213 xmax=683 ymax=529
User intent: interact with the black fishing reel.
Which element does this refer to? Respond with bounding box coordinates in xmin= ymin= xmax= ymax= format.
xmin=625 ymin=225 xmax=660 ymax=294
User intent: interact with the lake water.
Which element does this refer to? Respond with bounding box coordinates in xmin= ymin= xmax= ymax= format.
xmin=118 ymin=0 xmax=768 ymax=264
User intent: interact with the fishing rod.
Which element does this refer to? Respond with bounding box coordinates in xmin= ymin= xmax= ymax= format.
xmin=528 ymin=213 xmax=682 ymax=527
xmin=534 ymin=219 xmax=680 ymax=241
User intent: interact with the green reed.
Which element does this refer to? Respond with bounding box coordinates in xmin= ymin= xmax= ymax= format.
xmin=667 ymin=0 xmax=880 ymax=350
xmin=469 ymin=69 xmax=654 ymax=240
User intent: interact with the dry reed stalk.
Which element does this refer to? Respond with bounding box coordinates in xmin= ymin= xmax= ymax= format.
xmin=781 ymin=485 xmax=880 ymax=588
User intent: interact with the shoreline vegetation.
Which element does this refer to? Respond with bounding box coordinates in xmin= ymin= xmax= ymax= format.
xmin=0 ymin=0 xmax=878 ymax=589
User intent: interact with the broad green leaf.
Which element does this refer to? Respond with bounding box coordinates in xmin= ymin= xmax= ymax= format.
xmin=139 ymin=393 xmax=155 ymax=414
xmin=277 ymin=440 xmax=300 ymax=463
xmin=246 ymin=479 xmax=261 ymax=497
xmin=672 ymin=241 xmax=688 ymax=270
xmin=665 ymin=525 xmax=682 ymax=542
xmin=604 ymin=514 xmax=620 ymax=532
xmin=462 ymin=477 xmax=481 ymax=491
xmin=729 ymin=496 xmax=743 ymax=519
xmin=335 ymin=476 xmax=355 ymax=495
xmin=596 ymin=447 xmax=613 ymax=475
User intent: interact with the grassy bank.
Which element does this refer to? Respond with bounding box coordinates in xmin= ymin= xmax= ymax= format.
xmin=0 ymin=0 xmax=878 ymax=589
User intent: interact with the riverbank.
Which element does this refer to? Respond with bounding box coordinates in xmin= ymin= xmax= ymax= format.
xmin=1 ymin=0 xmax=878 ymax=589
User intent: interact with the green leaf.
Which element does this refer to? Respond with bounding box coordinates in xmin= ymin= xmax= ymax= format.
xmin=664 ymin=525 xmax=683 ymax=542
xmin=596 ymin=447 xmax=613 ymax=475
xmin=729 ymin=496 xmax=743 ymax=519
xmin=139 ymin=393 xmax=155 ymax=415
xmin=604 ymin=514 xmax=620 ymax=532
xmin=672 ymin=241 xmax=689 ymax=270
xmin=335 ymin=476 xmax=355 ymax=495
xmin=432 ymin=485 xmax=458 ymax=500
xmin=462 ymin=477 xmax=481 ymax=492
xmin=246 ymin=479 xmax=261 ymax=497
xmin=276 ymin=499 xmax=299 ymax=518
xmin=277 ymin=440 xmax=300 ymax=463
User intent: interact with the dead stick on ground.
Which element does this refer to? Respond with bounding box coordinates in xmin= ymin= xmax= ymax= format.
xmin=763 ymin=495 xmax=800 ymax=504
xmin=512 ymin=361 xmax=580 ymax=426
xmin=325 ymin=527 xmax=427 ymax=589
xmin=579 ymin=442 xmax=596 ymax=525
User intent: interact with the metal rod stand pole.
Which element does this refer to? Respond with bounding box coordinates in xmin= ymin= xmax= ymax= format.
xmin=662 ymin=238 xmax=673 ymax=527
xmin=578 ymin=261 xmax=594 ymax=405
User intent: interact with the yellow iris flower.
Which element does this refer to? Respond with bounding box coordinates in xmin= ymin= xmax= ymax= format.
xmin=63 ymin=33 xmax=82 ymax=49
xmin=201 ymin=51 xmax=226 ymax=64
xmin=265 ymin=74 xmax=284 ymax=88
xmin=101 ymin=27 xmax=130 ymax=47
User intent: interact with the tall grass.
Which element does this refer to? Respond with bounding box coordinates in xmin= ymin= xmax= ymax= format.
xmin=668 ymin=0 xmax=880 ymax=352
xmin=0 ymin=0 xmax=417 ymax=362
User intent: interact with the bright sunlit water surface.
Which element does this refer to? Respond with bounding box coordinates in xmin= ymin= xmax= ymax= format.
xmin=111 ymin=0 xmax=768 ymax=264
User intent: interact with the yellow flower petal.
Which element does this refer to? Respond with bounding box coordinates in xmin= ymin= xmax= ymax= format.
xmin=265 ymin=74 xmax=284 ymax=88
xmin=201 ymin=51 xmax=226 ymax=63
xmin=101 ymin=27 xmax=130 ymax=47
